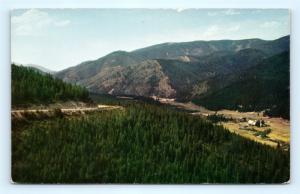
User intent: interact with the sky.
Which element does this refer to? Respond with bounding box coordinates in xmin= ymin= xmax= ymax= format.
xmin=11 ymin=9 xmax=290 ymax=71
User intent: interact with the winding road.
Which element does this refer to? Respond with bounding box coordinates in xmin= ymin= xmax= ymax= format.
xmin=11 ymin=104 xmax=124 ymax=121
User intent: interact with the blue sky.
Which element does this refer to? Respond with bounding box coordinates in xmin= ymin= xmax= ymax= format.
xmin=11 ymin=9 xmax=290 ymax=71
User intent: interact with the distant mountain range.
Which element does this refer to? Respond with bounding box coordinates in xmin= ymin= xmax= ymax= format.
xmin=13 ymin=64 xmax=56 ymax=74
xmin=29 ymin=64 xmax=56 ymax=74
xmin=55 ymin=35 xmax=290 ymax=117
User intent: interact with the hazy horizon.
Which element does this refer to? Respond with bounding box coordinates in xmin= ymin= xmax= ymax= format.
xmin=11 ymin=9 xmax=290 ymax=71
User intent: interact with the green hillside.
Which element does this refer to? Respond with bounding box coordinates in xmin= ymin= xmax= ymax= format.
xmin=12 ymin=102 xmax=289 ymax=183
xmin=193 ymin=51 xmax=290 ymax=119
xmin=12 ymin=64 xmax=90 ymax=106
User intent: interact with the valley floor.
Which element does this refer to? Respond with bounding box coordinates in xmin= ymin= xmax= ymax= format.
xmin=157 ymin=98 xmax=290 ymax=149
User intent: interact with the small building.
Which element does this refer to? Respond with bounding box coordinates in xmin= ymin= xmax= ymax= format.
xmin=248 ymin=119 xmax=256 ymax=126
xmin=248 ymin=119 xmax=265 ymax=127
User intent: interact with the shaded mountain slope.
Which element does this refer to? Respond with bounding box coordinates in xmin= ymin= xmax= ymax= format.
xmin=192 ymin=51 xmax=290 ymax=119
xmin=158 ymin=48 xmax=267 ymax=100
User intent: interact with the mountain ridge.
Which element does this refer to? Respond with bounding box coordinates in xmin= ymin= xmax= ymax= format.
xmin=55 ymin=35 xmax=290 ymax=117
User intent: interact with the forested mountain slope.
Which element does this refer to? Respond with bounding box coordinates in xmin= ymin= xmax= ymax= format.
xmin=12 ymin=101 xmax=290 ymax=183
xmin=158 ymin=48 xmax=267 ymax=99
xmin=12 ymin=64 xmax=90 ymax=106
xmin=193 ymin=51 xmax=290 ymax=119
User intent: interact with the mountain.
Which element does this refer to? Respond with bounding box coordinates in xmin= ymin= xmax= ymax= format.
xmin=26 ymin=64 xmax=56 ymax=74
xmin=132 ymin=35 xmax=289 ymax=59
xmin=56 ymin=35 xmax=290 ymax=114
xmin=158 ymin=48 xmax=268 ymax=99
xmin=193 ymin=51 xmax=290 ymax=118
xmin=56 ymin=51 xmax=176 ymax=97
xmin=57 ymin=51 xmax=146 ymax=83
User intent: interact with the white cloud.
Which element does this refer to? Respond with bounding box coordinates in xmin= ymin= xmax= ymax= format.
xmin=207 ymin=9 xmax=240 ymax=17
xmin=139 ymin=23 xmax=243 ymax=44
xmin=176 ymin=8 xmax=186 ymax=13
xmin=260 ymin=21 xmax=280 ymax=28
xmin=11 ymin=9 xmax=70 ymax=36
xmin=224 ymin=9 xmax=240 ymax=15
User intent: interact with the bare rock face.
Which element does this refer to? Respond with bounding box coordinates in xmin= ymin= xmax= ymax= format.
xmin=77 ymin=59 xmax=176 ymax=98
xmin=156 ymin=76 xmax=176 ymax=98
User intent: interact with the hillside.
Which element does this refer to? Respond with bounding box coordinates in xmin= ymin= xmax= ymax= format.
xmin=12 ymin=100 xmax=289 ymax=183
xmin=55 ymin=35 xmax=290 ymax=117
xmin=193 ymin=51 xmax=290 ymax=119
xmin=12 ymin=64 xmax=90 ymax=106
xmin=56 ymin=36 xmax=289 ymax=99
xmin=57 ymin=51 xmax=146 ymax=84
xmin=158 ymin=48 xmax=267 ymax=99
